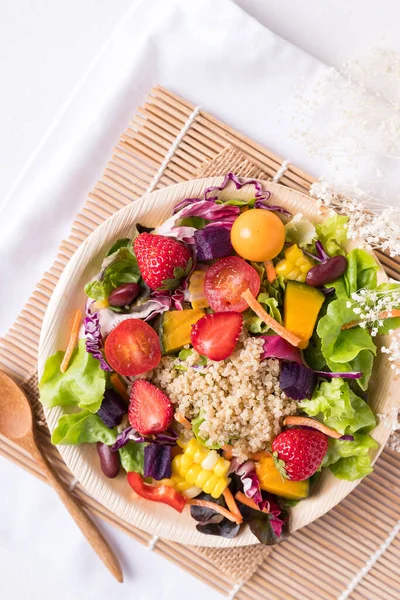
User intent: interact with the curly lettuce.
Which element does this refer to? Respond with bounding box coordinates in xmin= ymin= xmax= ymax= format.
xmin=315 ymin=214 xmax=348 ymax=256
xmin=322 ymin=434 xmax=379 ymax=480
xmin=51 ymin=410 xmax=116 ymax=445
xmin=85 ymin=242 xmax=141 ymax=301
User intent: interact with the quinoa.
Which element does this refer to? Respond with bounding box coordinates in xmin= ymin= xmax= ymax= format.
xmin=150 ymin=332 xmax=297 ymax=461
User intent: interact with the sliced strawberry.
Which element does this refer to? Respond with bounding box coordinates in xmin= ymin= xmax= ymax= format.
xmin=190 ymin=312 xmax=243 ymax=361
xmin=129 ymin=380 xmax=173 ymax=435
xmin=272 ymin=428 xmax=328 ymax=481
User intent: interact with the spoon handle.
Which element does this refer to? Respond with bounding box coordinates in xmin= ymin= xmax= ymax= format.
xmin=29 ymin=437 xmax=123 ymax=582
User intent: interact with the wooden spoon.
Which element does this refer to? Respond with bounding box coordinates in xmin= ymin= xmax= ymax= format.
xmin=0 ymin=371 xmax=123 ymax=583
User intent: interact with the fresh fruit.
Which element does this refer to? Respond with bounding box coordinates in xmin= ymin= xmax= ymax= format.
xmin=275 ymin=244 xmax=314 ymax=283
xmin=283 ymin=281 xmax=325 ymax=349
xmin=108 ymin=283 xmax=141 ymax=306
xmin=159 ymin=308 xmax=205 ymax=354
xmin=272 ymin=428 xmax=328 ymax=481
xmin=190 ymin=312 xmax=243 ymax=361
xmin=134 ymin=233 xmax=192 ymax=291
xmin=306 ymin=255 xmax=348 ymax=287
xmin=230 ymin=209 xmax=285 ymax=261
xmin=128 ymin=379 xmax=173 ymax=435
xmin=255 ymin=454 xmax=309 ymax=499
xmin=204 ymin=256 xmax=260 ymax=312
xmin=188 ymin=268 xmax=209 ymax=309
xmin=104 ymin=319 xmax=161 ymax=376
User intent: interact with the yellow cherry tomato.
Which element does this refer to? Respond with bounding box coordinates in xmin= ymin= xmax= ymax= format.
xmin=230 ymin=209 xmax=285 ymax=261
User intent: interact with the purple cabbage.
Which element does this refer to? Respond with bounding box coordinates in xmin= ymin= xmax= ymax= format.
xmin=144 ymin=443 xmax=172 ymax=480
xmin=84 ymin=302 xmax=112 ymax=371
xmin=236 ymin=460 xmax=263 ymax=505
xmin=315 ymin=240 xmax=330 ymax=261
xmin=194 ymin=228 xmax=233 ymax=261
xmin=261 ymin=335 xmax=303 ymax=366
xmin=111 ymin=426 xmax=178 ymax=452
xmin=97 ymin=389 xmax=127 ymax=428
xmin=340 ymin=435 xmax=355 ymax=441
xmin=280 ymin=361 xmax=317 ymax=400
xmin=98 ymin=296 xmax=171 ymax=337
xmin=314 ymin=370 xmax=362 ymax=379
xmin=111 ymin=427 xmax=145 ymax=451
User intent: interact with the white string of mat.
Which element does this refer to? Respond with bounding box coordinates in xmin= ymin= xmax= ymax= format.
xmin=337 ymin=518 xmax=400 ymax=600
xmin=272 ymin=159 xmax=290 ymax=183
xmin=147 ymin=535 xmax=160 ymax=551
xmin=147 ymin=106 xmax=202 ymax=193
xmin=228 ymin=581 xmax=243 ymax=600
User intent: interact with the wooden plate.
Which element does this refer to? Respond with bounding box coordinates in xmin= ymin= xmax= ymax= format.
xmin=38 ymin=177 xmax=396 ymax=547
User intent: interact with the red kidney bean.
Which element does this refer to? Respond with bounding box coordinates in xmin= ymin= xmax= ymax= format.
xmin=109 ymin=283 xmax=140 ymax=306
xmin=97 ymin=442 xmax=120 ymax=478
xmin=306 ymin=255 xmax=348 ymax=287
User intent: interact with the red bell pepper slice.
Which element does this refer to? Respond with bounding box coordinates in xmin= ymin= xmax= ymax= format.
xmin=127 ymin=472 xmax=186 ymax=513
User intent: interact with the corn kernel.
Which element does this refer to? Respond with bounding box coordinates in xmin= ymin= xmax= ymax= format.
xmin=171 ymin=455 xmax=182 ymax=475
xmin=185 ymin=438 xmax=199 ymax=456
xmin=177 ymin=436 xmax=188 ymax=449
xmin=210 ymin=476 xmax=229 ymax=499
xmin=180 ymin=454 xmax=193 ymax=473
xmin=275 ymin=244 xmax=314 ymax=283
xmin=195 ymin=469 xmax=212 ymax=488
xmin=213 ymin=457 xmax=230 ymax=478
xmin=201 ymin=450 xmax=219 ymax=470
xmin=175 ymin=480 xmax=192 ymax=492
xmin=193 ymin=448 xmax=209 ymax=464
xmin=157 ymin=478 xmax=175 ymax=487
xmin=202 ymin=474 xmax=220 ymax=494
xmin=185 ymin=464 xmax=202 ymax=485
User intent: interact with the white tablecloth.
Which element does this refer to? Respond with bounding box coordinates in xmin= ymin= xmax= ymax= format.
xmin=1 ymin=1 xmax=400 ymax=599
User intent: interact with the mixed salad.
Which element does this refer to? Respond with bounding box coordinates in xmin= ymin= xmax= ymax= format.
xmin=39 ymin=173 xmax=400 ymax=545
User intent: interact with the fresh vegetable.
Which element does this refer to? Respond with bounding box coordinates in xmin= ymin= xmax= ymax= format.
xmin=85 ymin=244 xmax=141 ymax=301
xmin=344 ymin=249 xmax=379 ymax=295
xmin=192 ymin=414 xmax=222 ymax=449
xmin=51 ymin=410 xmax=116 ymax=445
xmin=188 ymin=268 xmax=209 ymax=309
xmin=315 ymin=214 xmax=349 ymax=256
xmin=174 ymin=412 xmax=191 ymax=429
xmin=189 ymin=491 xmax=225 ymax=524
xmin=230 ymin=209 xmax=285 ymax=261
xmin=188 ymin=498 xmax=241 ymax=524
xmin=275 ymin=244 xmax=314 ymax=283
xmin=160 ymin=308 xmax=205 ymax=354
xmin=285 ymin=214 xmax=316 ymax=248
xmin=242 ymin=288 xmax=301 ymax=347
xmin=127 ymin=472 xmax=186 ymax=512
xmin=260 ymin=335 xmax=303 ymax=365
xmin=284 ymin=281 xmax=325 ymax=349
xmin=108 ymin=283 xmax=141 ymax=306
xmin=204 ymin=256 xmax=260 ymax=312
xmin=322 ymin=433 xmax=379 ymax=480
xmin=104 ymin=319 xmax=161 ymax=376
xmin=223 ymin=488 xmax=243 ymax=523
xmin=194 ymin=228 xmax=233 ymax=261
xmin=244 ymin=292 xmax=283 ymax=334
xmin=272 ymin=429 xmax=328 ymax=481
xmin=109 ymin=373 xmax=129 ymax=401
xmin=283 ymin=416 xmax=342 ymax=439
xmin=144 ymin=443 xmax=172 ymax=480
xmin=97 ymin=389 xmax=127 ymax=428
xmin=306 ymin=255 xmax=348 ymax=287
xmin=255 ymin=455 xmax=309 ymax=500
xmin=232 ymin=459 xmax=263 ymax=504
xmin=128 ymin=380 xmax=173 ymax=436
xmin=171 ymin=438 xmax=230 ymax=499
xmin=237 ymin=498 xmax=289 ymax=544
xmin=97 ymin=442 xmax=120 ymax=478
xmin=119 ymin=441 xmax=145 ymax=474
xmin=39 ymin=339 xmax=106 ymax=413
xmin=134 ymin=233 xmax=192 ymax=291
xmin=264 ymin=260 xmax=276 ymax=283
xmin=84 ymin=305 xmax=112 ymax=371
xmin=60 ymin=309 xmax=82 ymax=373
xmin=190 ymin=312 xmax=243 ymax=361
xmin=279 ymin=361 xmax=317 ymax=400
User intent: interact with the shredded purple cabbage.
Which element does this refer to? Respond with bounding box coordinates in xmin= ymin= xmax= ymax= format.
xmin=315 ymin=240 xmax=330 ymax=261
xmin=320 ymin=286 xmax=335 ymax=297
xmin=314 ymin=370 xmax=362 ymax=379
xmin=340 ymin=435 xmax=355 ymax=441
xmin=253 ymin=198 xmax=291 ymax=217
xmin=99 ymin=297 xmax=171 ymax=337
xmin=261 ymin=336 xmax=303 ymax=365
xmin=151 ymin=288 xmax=190 ymax=312
xmin=84 ymin=302 xmax=112 ymax=371
xmin=144 ymin=443 xmax=172 ymax=480
xmin=111 ymin=426 xmax=178 ymax=452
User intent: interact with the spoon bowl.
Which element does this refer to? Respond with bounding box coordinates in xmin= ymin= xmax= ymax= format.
xmin=0 ymin=371 xmax=33 ymax=440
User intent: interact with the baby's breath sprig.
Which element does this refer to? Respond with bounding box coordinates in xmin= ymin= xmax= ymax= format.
xmin=310 ymin=178 xmax=400 ymax=257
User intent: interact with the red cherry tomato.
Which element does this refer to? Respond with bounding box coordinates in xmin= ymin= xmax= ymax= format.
xmin=204 ymin=256 xmax=260 ymax=312
xmin=105 ymin=319 xmax=161 ymax=376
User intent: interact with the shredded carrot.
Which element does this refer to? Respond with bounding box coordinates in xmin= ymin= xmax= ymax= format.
xmin=222 ymin=445 xmax=234 ymax=460
xmin=174 ymin=412 xmax=191 ymax=429
xmin=264 ymin=260 xmax=277 ymax=284
xmin=223 ymin=488 xmax=243 ymax=524
xmin=235 ymin=491 xmax=269 ymax=513
xmin=249 ymin=450 xmax=270 ymax=461
xmin=187 ymin=499 xmax=242 ymax=524
xmin=110 ymin=373 xmax=130 ymax=402
xmin=60 ymin=309 xmax=82 ymax=373
xmin=241 ymin=288 xmax=302 ymax=347
xmin=283 ymin=416 xmax=342 ymax=439
xmin=342 ymin=309 xmax=400 ymax=330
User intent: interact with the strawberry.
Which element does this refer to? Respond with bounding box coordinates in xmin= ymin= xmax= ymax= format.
xmin=129 ymin=380 xmax=173 ymax=435
xmin=134 ymin=233 xmax=192 ymax=291
xmin=190 ymin=312 xmax=243 ymax=361
xmin=271 ymin=428 xmax=328 ymax=481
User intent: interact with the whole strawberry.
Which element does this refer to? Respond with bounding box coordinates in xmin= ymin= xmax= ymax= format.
xmin=272 ymin=428 xmax=328 ymax=481
xmin=134 ymin=233 xmax=192 ymax=291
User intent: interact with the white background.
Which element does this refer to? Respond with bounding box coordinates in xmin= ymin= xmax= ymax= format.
xmin=1 ymin=1 xmax=399 ymax=599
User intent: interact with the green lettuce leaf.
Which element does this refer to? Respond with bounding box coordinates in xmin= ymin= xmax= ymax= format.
xmin=315 ymin=214 xmax=348 ymax=256
xmin=51 ymin=410 xmax=116 ymax=445
xmin=303 ymin=333 xmax=326 ymax=370
xmin=217 ymin=197 xmax=257 ymax=207
xmin=329 ymin=455 xmax=375 ymax=480
xmin=39 ymin=339 xmax=106 ymax=413
xmin=344 ymin=249 xmax=379 ymax=296
xmin=326 ymin=349 xmax=374 ymax=391
xmin=119 ymin=441 xmax=145 ymax=474
xmin=285 ymin=214 xmax=316 ymax=248
xmin=85 ymin=244 xmax=141 ymax=300
xmin=192 ymin=415 xmax=222 ymax=449
xmin=323 ymin=433 xmax=379 ymax=480
xmin=244 ymin=292 xmax=282 ymax=334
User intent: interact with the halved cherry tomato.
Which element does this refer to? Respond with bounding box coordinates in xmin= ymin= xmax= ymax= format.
xmin=127 ymin=472 xmax=186 ymax=513
xmin=204 ymin=256 xmax=260 ymax=312
xmin=105 ymin=319 xmax=161 ymax=376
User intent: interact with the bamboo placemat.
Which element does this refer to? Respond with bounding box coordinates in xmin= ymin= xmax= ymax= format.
xmin=0 ymin=85 xmax=399 ymax=599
